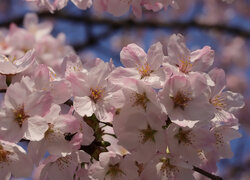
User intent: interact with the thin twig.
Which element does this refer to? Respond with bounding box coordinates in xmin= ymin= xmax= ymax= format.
xmin=193 ymin=166 xmax=223 ymax=180
xmin=98 ymin=121 xmax=113 ymax=127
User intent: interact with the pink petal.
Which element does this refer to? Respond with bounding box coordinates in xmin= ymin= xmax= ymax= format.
xmin=120 ymin=43 xmax=147 ymax=68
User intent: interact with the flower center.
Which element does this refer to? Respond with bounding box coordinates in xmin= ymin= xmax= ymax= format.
xmin=56 ymin=155 xmax=73 ymax=171
xmin=178 ymin=59 xmax=192 ymax=73
xmin=174 ymin=128 xmax=192 ymax=145
xmin=137 ymin=63 xmax=153 ymax=79
xmin=14 ymin=106 xmax=29 ymax=128
xmin=171 ymin=91 xmax=191 ymax=110
xmin=160 ymin=158 xmax=179 ymax=178
xmin=106 ymin=163 xmax=125 ymax=177
xmin=133 ymin=92 xmax=150 ymax=111
xmin=139 ymin=124 xmax=157 ymax=144
xmin=135 ymin=161 xmax=144 ymax=176
xmin=210 ymin=94 xmax=225 ymax=110
xmin=49 ymin=68 xmax=57 ymax=81
xmin=0 ymin=145 xmax=12 ymax=163
xmin=89 ymin=88 xmax=104 ymax=103
xmin=213 ymin=131 xmax=224 ymax=147
xmin=44 ymin=123 xmax=54 ymax=138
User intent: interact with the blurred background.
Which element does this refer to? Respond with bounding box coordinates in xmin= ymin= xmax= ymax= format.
xmin=0 ymin=0 xmax=249 ymax=179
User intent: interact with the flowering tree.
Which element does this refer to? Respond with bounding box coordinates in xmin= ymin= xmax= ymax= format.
xmin=0 ymin=0 xmax=249 ymax=180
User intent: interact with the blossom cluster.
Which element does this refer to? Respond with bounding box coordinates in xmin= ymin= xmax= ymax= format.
xmin=0 ymin=14 xmax=244 ymax=180
xmin=27 ymin=0 xmax=179 ymax=17
xmin=26 ymin=0 xmax=234 ymax=17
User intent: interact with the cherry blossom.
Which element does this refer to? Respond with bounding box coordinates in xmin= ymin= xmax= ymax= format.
xmin=0 ymin=49 xmax=35 ymax=75
xmin=208 ymin=68 xmax=245 ymax=126
xmin=0 ymin=77 xmax=51 ymax=142
xmin=36 ymin=150 xmax=90 ymax=180
xmin=110 ymin=42 xmax=166 ymax=88
xmin=113 ymin=108 xmax=166 ymax=162
xmin=165 ymin=34 xmax=214 ymax=74
xmin=0 ymin=140 xmax=33 ymax=180
xmin=154 ymin=153 xmax=195 ymax=180
xmin=159 ymin=74 xmax=215 ymax=124
xmin=28 ymin=0 xmax=178 ymax=17
xmin=88 ymin=152 xmax=138 ymax=180
xmin=73 ymin=60 xmax=124 ymax=122
xmin=28 ymin=104 xmax=87 ymax=165
xmin=28 ymin=0 xmax=92 ymax=13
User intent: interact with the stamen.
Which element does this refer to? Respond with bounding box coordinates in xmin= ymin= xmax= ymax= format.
xmin=49 ymin=69 xmax=57 ymax=81
xmin=106 ymin=163 xmax=125 ymax=177
xmin=44 ymin=123 xmax=54 ymax=138
xmin=210 ymin=94 xmax=225 ymax=110
xmin=160 ymin=157 xmax=179 ymax=178
xmin=137 ymin=63 xmax=153 ymax=79
xmin=178 ymin=58 xmax=192 ymax=73
xmin=139 ymin=124 xmax=157 ymax=144
xmin=56 ymin=156 xmax=73 ymax=171
xmin=13 ymin=105 xmax=29 ymax=128
xmin=133 ymin=92 xmax=150 ymax=111
xmin=174 ymin=128 xmax=192 ymax=145
xmin=171 ymin=91 xmax=191 ymax=110
xmin=135 ymin=161 xmax=144 ymax=176
xmin=89 ymin=87 xmax=104 ymax=103
xmin=0 ymin=144 xmax=12 ymax=163
xmin=214 ymin=131 xmax=224 ymax=147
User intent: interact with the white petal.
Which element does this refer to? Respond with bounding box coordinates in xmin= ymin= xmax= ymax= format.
xmin=24 ymin=116 xmax=48 ymax=141
xmin=73 ymin=96 xmax=95 ymax=117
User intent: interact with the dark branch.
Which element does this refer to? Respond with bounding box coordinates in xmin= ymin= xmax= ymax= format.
xmin=64 ymin=99 xmax=73 ymax=106
xmin=193 ymin=166 xmax=223 ymax=180
xmin=73 ymin=27 xmax=119 ymax=52
xmin=1 ymin=12 xmax=249 ymax=38
xmin=0 ymin=89 xmax=6 ymax=93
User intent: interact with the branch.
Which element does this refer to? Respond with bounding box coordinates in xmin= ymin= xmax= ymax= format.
xmin=39 ymin=13 xmax=250 ymax=38
xmin=0 ymin=89 xmax=6 ymax=93
xmin=64 ymin=99 xmax=73 ymax=106
xmin=73 ymin=27 xmax=119 ymax=52
xmin=1 ymin=12 xmax=249 ymax=38
xmin=193 ymin=166 xmax=223 ymax=180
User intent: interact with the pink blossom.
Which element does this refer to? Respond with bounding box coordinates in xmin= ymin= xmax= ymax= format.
xmin=24 ymin=13 xmax=53 ymax=40
xmin=30 ymin=0 xmax=92 ymax=12
xmin=0 ymin=77 xmax=51 ymax=142
xmin=33 ymin=64 xmax=72 ymax=104
xmin=0 ymin=140 xmax=33 ymax=180
xmin=88 ymin=152 xmax=138 ymax=180
xmin=166 ymin=123 xmax=213 ymax=166
xmin=159 ymin=74 xmax=215 ymax=124
xmin=73 ymin=60 xmax=124 ymax=122
xmin=208 ymin=125 xmax=241 ymax=160
xmin=113 ymin=108 xmax=166 ymax=162
xmin=0 ymin=49 xmax=35 ymax=75
xmin=28 ymin=104 xmax=85 ymax=165
xmin=110 ymin=42 xmax=166 ymax=88
xmin=164 ymin=34 xmax=214 ymax=74
xmin=111 ymin=77 xmax=163 ymax=114
xmin=154 ymin=153 xmax=195 ymax=180
xmin=208 ymin=68 xmax=245 ymax=125
xmin=36 ymin=151 xmax=90 ymax=180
